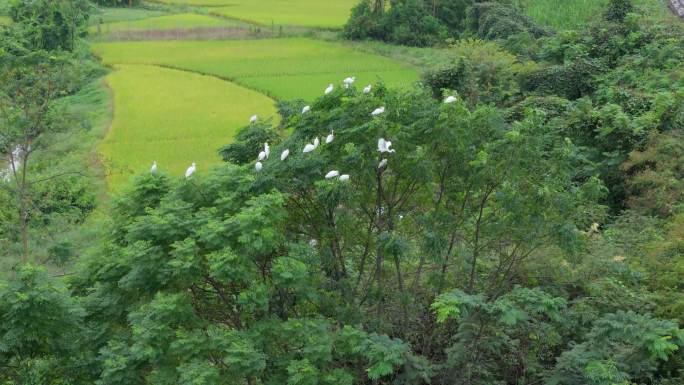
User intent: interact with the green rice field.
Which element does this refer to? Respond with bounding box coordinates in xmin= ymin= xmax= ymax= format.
xmin=100 ymin=64 xmax=277 ymax=189
xmin=93 ymin=38 xmax=419 ymax=100
xmin=157 ymin=0 xmax=357 ymax=28
xmin=90 ymin=13 xmax=243 ymax=34
xmin=90 ymin=7 xmax=168 ymax=25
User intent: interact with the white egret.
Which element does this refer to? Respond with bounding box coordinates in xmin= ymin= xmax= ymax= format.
xmin=309 ymin=239 xmax=318 ymax=247
xmin=258 ymin=151 xmax=267 ymax=161
xmin=377 ymin=138 xmax=396 ymax=153
xmin=150 ymin=161 xmax=157 ymax=174
xmin=371 ymin=106 xmax=385 ymax=116
xmin=343 ymin=76 xmax=356 ymax=88
xmin=313 ymin=137 xmax=320 ymax=148
xmin=378 ymin=158 xmax=388 ymax=169
xmin=325 ymin=130 xmax=334 ymax=144
xmin=444 ymin=95 xmax=457 ymax=104
xmin=281 ymin=149 xmax=290 ymax=161
xmin=250 ymin=115 xmax=258 ymax=123
xmin=303 ymin=143 xmax=315 ymax=153
xmin=325 ymin=84 xmax=334 ymax=95
xmin=363 ymin=84 xmax=372 ymax=94
xmin=302 ymin=105 xmax=311 ymax=114
xmin=339 ymin=174 xmax=350 ymax=182
xmin=264 ymin=142 xmax=270 ymax=158
xmin=325 ymin=170 xmax=340 ymax=179
xmin=185 ymin=163 xmax=196 ymax=178
xmin=255 ymin=162 xmax=263 ymax=171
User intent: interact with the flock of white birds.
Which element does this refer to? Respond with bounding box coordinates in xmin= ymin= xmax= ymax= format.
xmin=149 ymin=77 xmax=457 ymax=181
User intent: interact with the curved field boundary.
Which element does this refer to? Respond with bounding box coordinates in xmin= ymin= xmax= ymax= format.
xmin=92 ymin=38 xmax=420 ymax=101
xmin=100 ymin=64 xmax=277 ymax=190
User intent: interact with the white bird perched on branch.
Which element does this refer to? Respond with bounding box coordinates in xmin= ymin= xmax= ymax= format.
xmin=302 ymin=105 xmax=311 ymax=114
xmin=371 ymin=106 xmax=385 ymax=116
xmin=258 ymin=151 xmax=266 ymax=161
xmin=343 ymin=76 xmax=356 ymax=88
xmin=325 ymin=170 xmax=340 ymax=179
xmin=363 ymin=84 xmax=372 ymax=94
xmin=378 ymin=159 xmax=388 ymax=169
xmin=444 ymin=95 xmax=457 ymax=104
xmin=281 ymin=149 xmax=290 ymax=161
xmin=303 ymin=143 xmax=315 ymax=153
xmin=150 ymin=161 xmax=157 ymax=174
xmin=339 ymin=174 xmax=350 ymax=182
xmin=326 ymin=130 xmax=334 ymax=144
xmin=313 ymin=137 xmax=320 ymax=149
xmin=255 ymin=162 xmax=263 ymax=171
xmin=250 ymin=115 xmax=258 ymax=123
xmin=264 ymin=142 xmax=270 ymax=158
xmin=185 ymin=163 xmax=196 ymax=178
xmin=378 ymin=138 xmax=395 ymax=153
xmin=325 ymin=84 xmax=334 ymax=95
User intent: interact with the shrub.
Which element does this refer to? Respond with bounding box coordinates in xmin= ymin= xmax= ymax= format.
xmin=604 ymin=0 xmax=634 ymax=22
xmin=465 ymin=2 xmax=550 ymax=41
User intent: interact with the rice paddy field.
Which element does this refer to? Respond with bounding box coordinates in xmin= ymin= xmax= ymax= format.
xmin=93 ymin=38 xmax=419 ymax=100
xmin=90 ymin=13 xmax=244 ymax=34
xmin=157 ymin=0 xmax=357 ymax=28
xmin=100 ymin=64 xmax=277 ymax=189
xmin=90 ymin=7 xmax=168 ymax=25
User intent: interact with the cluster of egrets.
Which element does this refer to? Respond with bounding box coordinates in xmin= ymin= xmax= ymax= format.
xmin=149 ymin=75 xmax=456 ymax=180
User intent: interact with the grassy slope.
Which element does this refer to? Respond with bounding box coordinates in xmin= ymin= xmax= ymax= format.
xmin=100 ymin=64 xmax=277 ymax=190
xmin=90 ymin=13 xmax=243 ymax=34
xmin=0 ymin=79 xmax=113 ymax=273
xmin=517 ymin=0 xmax=674 ymax=29
xmin=93 ymin=38 xmax=419 ymax=101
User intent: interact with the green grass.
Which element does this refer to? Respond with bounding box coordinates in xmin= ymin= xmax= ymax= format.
xmin=0 ymin=16 xmax=11 ymax=26
xmin=93 ymin=38 xmax=419 ymax=101
xmin=90 ymin=13 xmax=243 ymax=34
xmin=155 ymin=0 xmax=357 ymax=27
xmin=100 ymin=64 xmax=277 ymax=190
xmin=89 ymin=7 xmax=169 ymax=25
xmin=516 ymin=0 xmax=673 ymax=29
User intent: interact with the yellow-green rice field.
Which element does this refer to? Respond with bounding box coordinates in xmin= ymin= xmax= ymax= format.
xmin=93 ymin=38 xmax=420 ymax=101
xmin=100 ymin=64 xmax=277 ymax=190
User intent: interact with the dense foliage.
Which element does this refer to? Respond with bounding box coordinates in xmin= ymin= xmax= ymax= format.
xmin=343 ymin=0 xmax=547 ymax=46
xmin=1 ymin=0 xmax=684 ymax=384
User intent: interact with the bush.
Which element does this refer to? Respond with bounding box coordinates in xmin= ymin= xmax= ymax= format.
xmin=520 ymin=58 xmax=604 ymax=100
xmin=465 ymin=2 xmax=550 ymax=41
xmin=344 ymin=0 xmax=448 ymax=46
xmin=604 ymin=0 xmax=634 ymax=22
xmin=423 ymin=39 xmax=528 ymax=106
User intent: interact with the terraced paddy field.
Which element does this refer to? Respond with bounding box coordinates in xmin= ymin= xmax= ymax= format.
xmin=156 ymin=0 xmax=357 ymax=28
xmin=93 ymin=38 xmax=420 ymax=100
xmin=100 ymin=64 xmax=277 ymax=190
xmin=90 ymin=13 xmax=243 ymax=35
